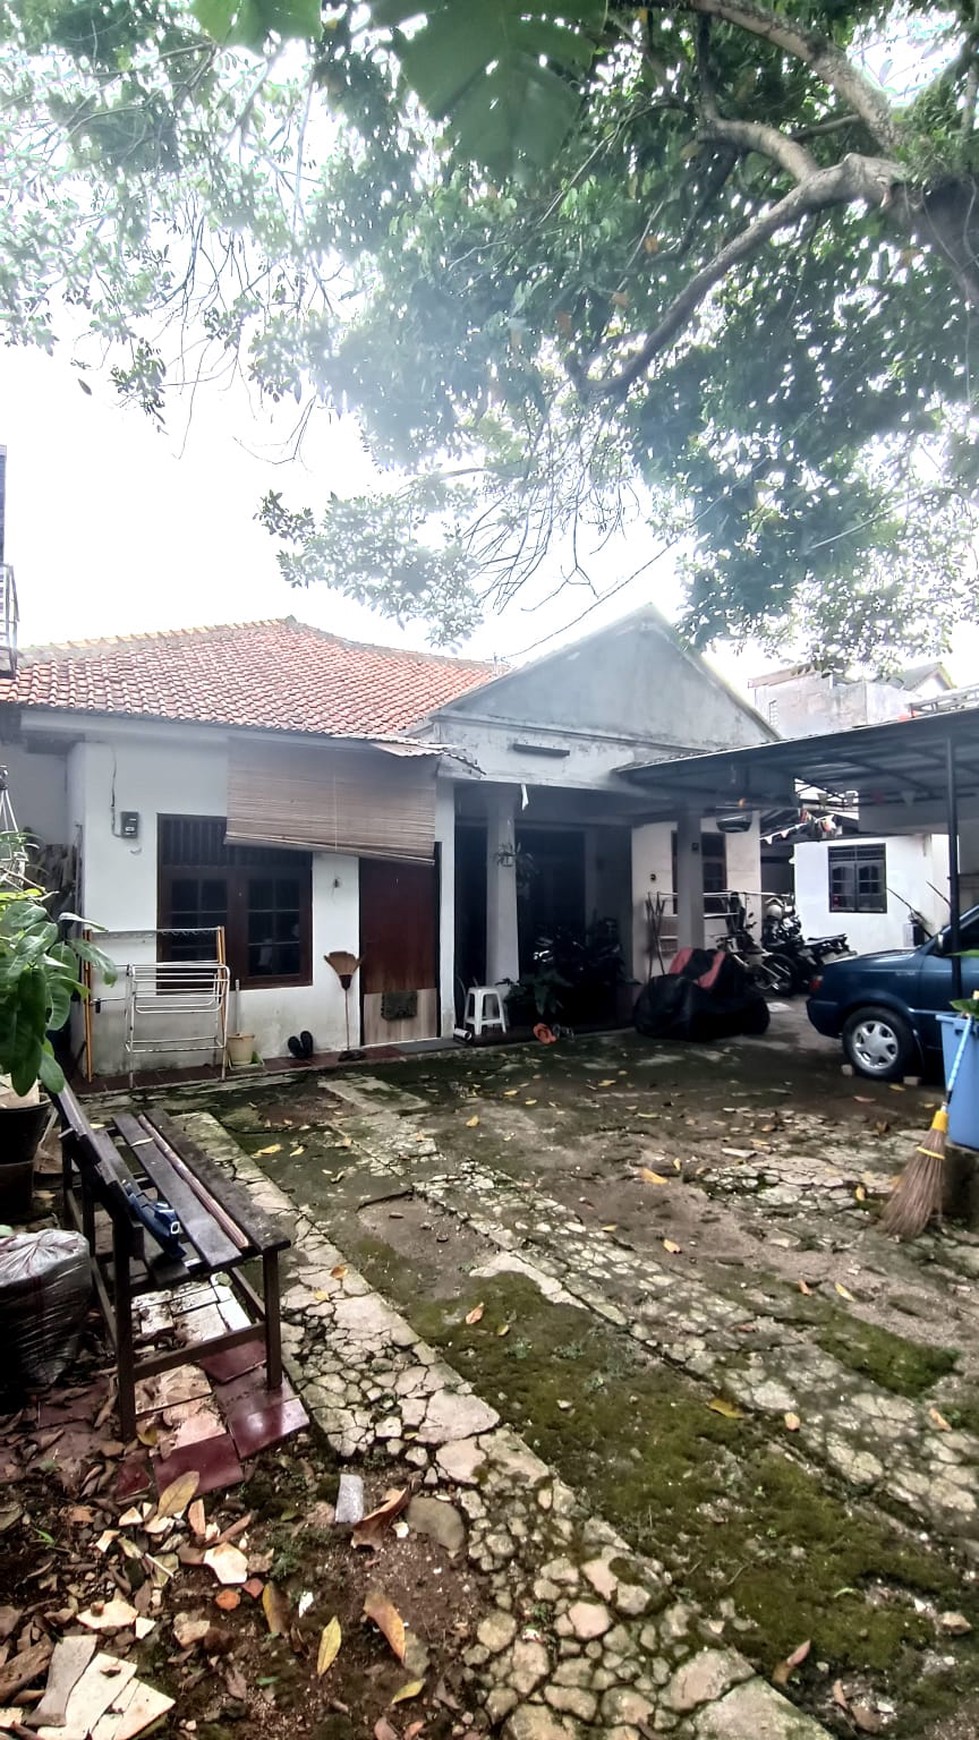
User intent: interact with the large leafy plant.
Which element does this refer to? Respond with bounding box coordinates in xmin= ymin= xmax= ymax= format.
xmin=0 ymin=841 xmax=115 ymax=1095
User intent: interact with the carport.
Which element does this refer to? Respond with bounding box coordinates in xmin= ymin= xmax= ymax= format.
xmin=620 ymin=702 xmax=979 ymax=992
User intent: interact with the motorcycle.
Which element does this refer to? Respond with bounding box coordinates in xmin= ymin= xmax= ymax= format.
xmin=761 ymin=897 xmax=850 ymax=994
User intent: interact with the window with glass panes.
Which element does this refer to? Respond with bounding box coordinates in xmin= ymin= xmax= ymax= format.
xmin=827 ymin=842 xmax=887 ymax=914
xmin=158 ymin=816 xmax=312 ymax=987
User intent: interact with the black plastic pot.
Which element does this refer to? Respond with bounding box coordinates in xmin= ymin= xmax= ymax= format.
xmin=0 ymin=1102 xmax=47 ymax=1219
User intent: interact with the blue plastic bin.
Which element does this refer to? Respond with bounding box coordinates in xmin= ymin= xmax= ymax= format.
xmin=937 ymin=1013 xmax=979 ymax=1150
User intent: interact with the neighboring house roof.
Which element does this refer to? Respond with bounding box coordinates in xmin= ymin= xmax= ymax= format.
xmin=5 ymin=617 xmax=500 ymax=738
xmin=896 ymin=660 xmax=954 ymax=692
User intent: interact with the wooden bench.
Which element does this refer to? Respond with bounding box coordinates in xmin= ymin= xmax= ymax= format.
xmin=53 ymin=1085 xmax=289 ymax=1440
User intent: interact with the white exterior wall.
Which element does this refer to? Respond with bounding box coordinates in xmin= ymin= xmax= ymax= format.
xmin=630 ymin=817 xmax=762 ymax=975
xmin=794 ymin=834 xmax=950 ymax=955
xmin=66 ymin=734 xmax=361 ymax=1073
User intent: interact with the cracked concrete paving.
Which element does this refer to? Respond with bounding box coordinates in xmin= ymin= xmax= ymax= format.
xmin=286 ymin=1077 xmax=979 ymax=1544
xmin=174 ymin=1107 xmax=832 ymax=1740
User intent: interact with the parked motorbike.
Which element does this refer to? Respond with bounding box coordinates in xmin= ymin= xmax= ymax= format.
xmin=761 ymin=897 xmax=850 ymax=994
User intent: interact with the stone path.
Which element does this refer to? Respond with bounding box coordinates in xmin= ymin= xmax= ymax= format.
xmin=177 ymin=1108 xmax=832 ymax=1740
xmin=284 ymin=1078 xmax=979 ymax=1544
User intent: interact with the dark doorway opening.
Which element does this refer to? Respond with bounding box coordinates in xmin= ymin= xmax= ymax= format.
xmin=516 ymin=826 xmax=585 ymax=973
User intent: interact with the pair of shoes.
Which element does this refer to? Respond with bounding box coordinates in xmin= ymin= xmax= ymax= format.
xmin=287 ymin=1030 xmax=315 ymax=1060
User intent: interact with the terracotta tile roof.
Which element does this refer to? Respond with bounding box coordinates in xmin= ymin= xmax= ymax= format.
xmin=5 ymin=618 xmax=499 ymax=738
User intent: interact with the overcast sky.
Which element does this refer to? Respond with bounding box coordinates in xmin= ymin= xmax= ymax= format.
xmin=1 ymin=342 xmax=976 ymax=699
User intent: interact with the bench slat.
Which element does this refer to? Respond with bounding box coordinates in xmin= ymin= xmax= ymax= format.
xmin=113 ymin=1112 xmax=243 ymax=1272
xmin=149 ymin=1109 xmax=290 ymax=1254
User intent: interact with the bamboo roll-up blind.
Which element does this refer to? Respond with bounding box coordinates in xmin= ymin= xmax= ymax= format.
xmin=227 ymin=740 xmax=438 ymax=861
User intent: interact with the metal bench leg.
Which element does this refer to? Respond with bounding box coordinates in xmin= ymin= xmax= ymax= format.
xmin=262 ymin=1251 xmax=283 ymax=1391
xmin=114 ymin=1219 xmax=137 ymax=1441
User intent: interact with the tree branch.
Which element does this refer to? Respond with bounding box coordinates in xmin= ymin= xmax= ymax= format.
xmin=655 ymin=0 xmax=902 ymax=153
xmin=579 ymin=152 xmax=902 ymax=398
xmin=700 ymin=112 xmax=818 ymax=182
xmin=695 ymin=16 xmax=817 ymax=183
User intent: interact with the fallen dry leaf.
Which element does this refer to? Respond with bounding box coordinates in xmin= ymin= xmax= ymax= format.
xmin=929 ymin=1407 xmax=953 ymax=1432
xmin=832 ymin=1679 xmax=850 ymax=1712
xmin=784 ymin=1412 xmax=802 ymax=1432
xmin=352 ymin=1487 xmax=411 ymax=1551
xmin=497 ymin=1323 xmax=510 ymax=1338
xmin=187 ymin=1500 xmax=206 ymax=1540
xmin=851 ymin=1705 xmax=883 ymax=1734
xmin=289 ymin=1145 xmax=305 ymax=1157
xmin=202 ymin=1543 xmax=249 ymax=1587
xmin=391 ymin=1679 xmax=425 ymax=1706
xmin=772 ymin=1637 xmax=810 ymax=1687
xmin=243 ymin=1578 xmax=264 ymax=1600
xmin=404 ymin=1724 xmax=425 ymax=1740
xmin=363 ymin=1587 xmax=406 ymax=1662
xmin=317 ymin=1616 xmax=342 ymax=1675
xmin=330 ymin=1265 xmax=347 ymax=1280
xmin=135 ymin=1423 xmax=159 ymax=1448
xmin=464 ymin=1115 xmax=479 ymax=1128
xmin=464 ymin=1303 xmax=484 ymax=1326
xmin=601 ymin=1224 xmax=617 ymax=1232
xmin=214 ymin=1589 xmax=240 ymax=1613
xmin=154 ymin=1470 xmax=200 ymax=1521
xmin=834 ymin=1281 xmax=855 ymax=1301
xmin=798 ymin=1280 xmax=812 ymax=1296
xmin=639 ymin=1167 xmax=668 ymax=1185
xmin=662 ymin=1239 xmax=682 ymax=1255
xmin=262 ymin=1583 xmax=290 ymax=1637
xmin=707 ymin=1397 xmax=744 ymax=1420
xmin=855 ymin=1185 xmax=867 ymax=1202
xmin=597 ymin=1078 xmax=616 ymax=1088
xmin=374 ymin=1722 xmax=399 ymax=1740
xmin=254 ymin=1143 xmax=282 ymax=1156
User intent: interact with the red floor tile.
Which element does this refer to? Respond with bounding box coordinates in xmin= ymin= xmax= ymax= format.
xmin=116 ymin=1455 xmax=152 ymax=1501
xmin=225 ymin=1394 xmax=309 ymax=1459
xmin=152 ymin=1431 xmax=243 ymax=1498
xmin=199 ymin=1335 xmax=266 ymax=1384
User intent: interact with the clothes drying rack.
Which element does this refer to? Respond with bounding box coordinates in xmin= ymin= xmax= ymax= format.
xmin=111 ymin=928 xmax=230 ymax=1087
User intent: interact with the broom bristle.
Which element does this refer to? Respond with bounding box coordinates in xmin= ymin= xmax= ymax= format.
xmin=880 ymin=1108 xmax=948 ymax=1240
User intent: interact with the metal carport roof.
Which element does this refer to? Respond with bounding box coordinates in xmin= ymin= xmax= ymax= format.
xmin=619 ymin=701 xmax=979 ymax=989
xmin=619 ymin=704 xmax=979 ymax=815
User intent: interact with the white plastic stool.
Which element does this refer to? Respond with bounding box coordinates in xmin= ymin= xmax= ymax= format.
xmin=461 ymin=985 xmax=508 ymax=1041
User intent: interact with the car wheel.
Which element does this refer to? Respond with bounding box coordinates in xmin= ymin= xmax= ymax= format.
xmin=842 ymin=1005 xmax=917 ymax=1081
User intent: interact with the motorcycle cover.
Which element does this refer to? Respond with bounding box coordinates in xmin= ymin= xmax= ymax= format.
xmin=634 ymin=949 xmax=770 ymax=1042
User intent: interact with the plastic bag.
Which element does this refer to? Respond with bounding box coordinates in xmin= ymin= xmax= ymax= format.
xmin=0 ymin=1229 xmax=92 ymax=1394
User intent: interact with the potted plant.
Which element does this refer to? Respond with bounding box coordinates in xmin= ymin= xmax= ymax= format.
xmin=0 ymin=835 xmax=113 ymax=1213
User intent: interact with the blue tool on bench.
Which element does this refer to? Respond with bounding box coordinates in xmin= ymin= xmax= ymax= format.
xmin=95 ymin=1148 xmax=184 ymax=1260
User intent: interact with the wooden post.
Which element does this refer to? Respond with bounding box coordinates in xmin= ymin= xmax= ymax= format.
xmin=262 ymin=1251 xmax=283 ymax=1391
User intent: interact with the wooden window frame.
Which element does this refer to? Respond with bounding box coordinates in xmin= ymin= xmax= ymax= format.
xmin=827 ymin=842 xmax=887 ymax=915
xmin=158 ymin=816 xmax=313 ymax=990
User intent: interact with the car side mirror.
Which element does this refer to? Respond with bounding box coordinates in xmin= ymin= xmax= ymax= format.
xmin=934 ymin=933 xmax=948 ymax=955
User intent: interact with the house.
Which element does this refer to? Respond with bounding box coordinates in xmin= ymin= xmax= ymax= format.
xmin=748 ymin=664 xmax=957 ymax=953
xmin=0 ymin=610 xmax=773 ymax=1076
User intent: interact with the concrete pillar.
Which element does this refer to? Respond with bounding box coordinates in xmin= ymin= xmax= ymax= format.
xmin=486 ymin=787 xmax=520 ymax=984
xmin=675 ymin=811 xmax=705 ymax=950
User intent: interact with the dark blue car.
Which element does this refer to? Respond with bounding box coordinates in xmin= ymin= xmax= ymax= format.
xmin=807 ymin=906 xmax=979 ymax=1079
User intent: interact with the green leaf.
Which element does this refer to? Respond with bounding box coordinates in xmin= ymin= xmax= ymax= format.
xmin=369 ymin=0 xmax=605 ymax=172
xmin=37 ymin=1045 xmax=66 ymax=1095
xmin=193 ymin=0 xmax=321 ymax=49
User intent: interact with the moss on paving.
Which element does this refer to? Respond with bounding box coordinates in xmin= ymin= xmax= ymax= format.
xmin=350 ymin=1246 xmax=979 ymax=1735
xmin=787 ymin=1290 xmax=958 ymax=1397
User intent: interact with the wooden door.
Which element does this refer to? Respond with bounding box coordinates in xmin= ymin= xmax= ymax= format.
xmin=359 ymin=858 xmax=439 ymax=1044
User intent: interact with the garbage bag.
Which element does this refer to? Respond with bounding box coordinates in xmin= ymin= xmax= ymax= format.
xmin=0 ymin=1229 xmax=91 ymax=1394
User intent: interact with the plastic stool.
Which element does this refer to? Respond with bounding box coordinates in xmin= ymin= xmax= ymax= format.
xmin=461 ymin=986 xmax=508 ymax=1041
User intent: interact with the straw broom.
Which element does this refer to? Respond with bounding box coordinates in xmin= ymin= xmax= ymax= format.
xmin=881 ymin=1006 xmax=976 ymax=1240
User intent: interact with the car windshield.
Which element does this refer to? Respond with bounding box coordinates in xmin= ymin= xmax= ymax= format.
xmin=934 ymin=910 xmax=979 ymax=953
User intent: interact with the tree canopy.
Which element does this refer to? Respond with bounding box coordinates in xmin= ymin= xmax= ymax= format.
xmin=2 ymin=0 xmax=979 ymax=664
